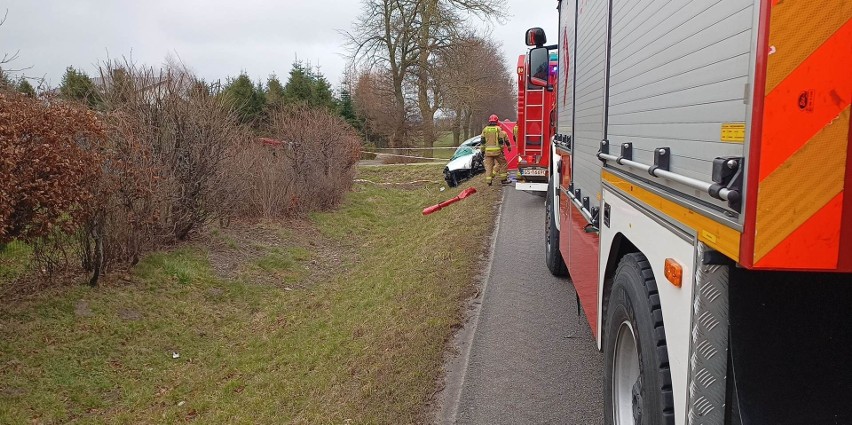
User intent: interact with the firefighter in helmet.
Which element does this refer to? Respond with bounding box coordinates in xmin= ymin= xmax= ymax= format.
xmin=480 ymin=114 xmax=512 ymax=186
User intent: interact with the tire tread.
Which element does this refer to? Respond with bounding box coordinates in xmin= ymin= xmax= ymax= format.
xmin=611 ymin=253 xmax=675 ymax=425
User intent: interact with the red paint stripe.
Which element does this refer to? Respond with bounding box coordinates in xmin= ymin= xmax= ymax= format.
xmin=741 ymin=0 xmax=773 ymax=268
xmin=839 ymin=113 xmax=852 ymax=271
xmin=755 ymin=192 xmax=843 ymax=270
xmin=758 ymin=21 xmax=852 ymax=181
xmin=567 ymin=202 xmax=599 ymax=336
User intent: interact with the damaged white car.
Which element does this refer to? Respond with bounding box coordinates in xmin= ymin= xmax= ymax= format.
xmin=443 ymin=136 xmax=485 ymax=187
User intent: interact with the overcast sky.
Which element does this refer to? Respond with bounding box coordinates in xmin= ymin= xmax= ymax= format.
xmin=1 ymin=0 xmax=558 ymax=90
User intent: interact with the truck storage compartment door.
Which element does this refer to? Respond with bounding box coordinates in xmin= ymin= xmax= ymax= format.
xmin=565 ymin=0 xmax=608 ymax=332
xmin=606 ymin=0 xmax=753 ymax=224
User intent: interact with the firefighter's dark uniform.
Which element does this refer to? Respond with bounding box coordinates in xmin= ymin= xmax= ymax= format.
xmin=480 ymin=124 xmax=511 ymax=185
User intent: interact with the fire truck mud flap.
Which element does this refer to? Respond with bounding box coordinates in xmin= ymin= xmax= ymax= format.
xmin=727 ymin=270 xmax=852 ymax=424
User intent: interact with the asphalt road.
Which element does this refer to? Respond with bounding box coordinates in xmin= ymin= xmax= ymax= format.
xmin=437 ymin=187 xmax=604 ymax=425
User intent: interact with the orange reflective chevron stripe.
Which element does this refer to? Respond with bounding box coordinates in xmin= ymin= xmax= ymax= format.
xmin=758 ymin=20 xmax=852 ymax=180
xmin=748 ymin=0 xmax=852 ymax=270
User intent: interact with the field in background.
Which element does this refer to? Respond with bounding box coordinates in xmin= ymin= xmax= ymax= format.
xmin=360 ymin=132 xmax=467 ymax=164
xmin=0 ymin=164 xmax=502 ymax=423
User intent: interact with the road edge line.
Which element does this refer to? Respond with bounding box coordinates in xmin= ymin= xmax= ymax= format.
xmin=440 ymin=187 xmax=508 ymax=424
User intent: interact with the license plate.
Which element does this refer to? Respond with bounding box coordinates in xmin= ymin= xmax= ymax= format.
xmin=521 ymin=168 xmax=546 ymax=176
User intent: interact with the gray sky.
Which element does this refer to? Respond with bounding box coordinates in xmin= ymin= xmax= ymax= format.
xmin=1 ymin=0 xmax=558 ymax=89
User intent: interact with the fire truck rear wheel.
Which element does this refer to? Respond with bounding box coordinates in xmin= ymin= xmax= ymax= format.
xmin=545 ymin=180 xmax=568 ymax=277
xmin=604 ymin=253 xmax=674 ymax=425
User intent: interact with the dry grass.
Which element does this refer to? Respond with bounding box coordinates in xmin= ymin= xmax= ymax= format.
xmin=0 ymin=164 xmax=503 ymax=424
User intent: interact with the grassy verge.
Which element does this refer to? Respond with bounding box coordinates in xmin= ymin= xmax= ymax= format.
xmin=0 ymin=164 xmax=502 ymax=423
xmin=0 ymin=241 xmax=33 ymax=282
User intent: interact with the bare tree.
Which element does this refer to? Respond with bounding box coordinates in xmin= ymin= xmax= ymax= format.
xmin=346 ymin=0 xmax=505 ymax=146
xmin=412 ymin=0 xmax=505 ymax=146
xmin=0 ymin=10 xmax=20 ymax=69
xmin=353 ymin=70 xmax=412 ymax=146
xmin=437 ymin=35 xmax=516 ymax=143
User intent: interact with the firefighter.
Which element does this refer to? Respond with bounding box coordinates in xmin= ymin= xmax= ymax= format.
xmin=479 ymin=114 xmax=511 ymax=186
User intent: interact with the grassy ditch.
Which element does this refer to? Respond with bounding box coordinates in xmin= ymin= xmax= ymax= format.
xmin=0 ymin=163 xmax=502 ymax=424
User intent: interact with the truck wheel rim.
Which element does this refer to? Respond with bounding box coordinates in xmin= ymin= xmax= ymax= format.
xmin=613 ymin=320 xmax=640 ymax=425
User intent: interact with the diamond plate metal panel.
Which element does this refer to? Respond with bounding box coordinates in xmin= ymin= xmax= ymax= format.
xmin=688 ymin=243 xmax=729 ymax=424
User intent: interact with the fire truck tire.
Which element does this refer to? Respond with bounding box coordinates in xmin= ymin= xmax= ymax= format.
xmin=604 ymin=253 xmax=674 ymax=425
xmin=545 ymin=181 xmax=568 ymax=277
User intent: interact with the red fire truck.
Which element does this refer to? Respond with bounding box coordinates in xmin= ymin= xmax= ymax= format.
xmin=528 ymin=1 xmax=852 ymax=423
xmin=515 ymin=53 xmax=558 ymax=193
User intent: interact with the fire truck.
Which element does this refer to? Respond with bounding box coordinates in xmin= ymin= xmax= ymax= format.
xmin=515 ymin=52 xmax=558 ymax=193
xmin=527 ymin=0 xmax=852 ymax=423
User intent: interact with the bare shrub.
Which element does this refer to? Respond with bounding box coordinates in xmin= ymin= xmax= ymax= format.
xmin=72 ymin=61 xmax=247 ymax=284
xmin=222 ymin=106 xmax=361 ymax=219
xmin=267 ymin=106 xmax=361 ymax=215
xmin=219 ymin=142 xmax=294 ymax=219
xmin=97 ymin=60 xmax=243 ymax=237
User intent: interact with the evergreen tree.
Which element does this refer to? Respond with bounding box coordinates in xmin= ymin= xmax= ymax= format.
xmin=60 ymin=66 xmax=101 ymax=109
xmin=16 ymin=78 xmax=36 ymax=97
xmin=281 ymin=61 xmax=336 ymax=111
xmin=337 ymin=87 xmax=363 ymax=133
xmin=0 ymin=68 xmax=13 ymax=91
xmin=266 ymin=74 xmax=286 ymax=110
xmin=283 ymin=62 xmax=313 ymax=105
xmin=311 ymin=72 xmax=335 ymax=110
xmin=223 ymin=73 xmax=266 ymax=124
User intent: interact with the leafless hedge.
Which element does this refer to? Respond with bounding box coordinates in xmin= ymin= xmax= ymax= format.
xmin=222 ymin=106 xmax=361 ymax=219
xmin=1 ymin=61 xmax=360 ymax=287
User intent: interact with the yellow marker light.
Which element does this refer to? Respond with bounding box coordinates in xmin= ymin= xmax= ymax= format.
xmin=518 ymin=67 xmax=524 ymax=74
xmin=664 ymin=258 xmax=683 ymax=288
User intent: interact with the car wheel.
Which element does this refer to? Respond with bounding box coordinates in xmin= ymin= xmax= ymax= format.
xmin=444 ymin=168 xmax=459 ymax=187
xmin=604 ymin=253 xmax=674 ymax=425
xmin=472 ymin=154 xmax=484 ymax=174
xmin=545 ymin=179 xmax=568 ymax=276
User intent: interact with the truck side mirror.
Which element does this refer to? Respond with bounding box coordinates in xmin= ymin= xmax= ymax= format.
xmin=528 ymin=47 xmax=549 ymax=88
xmin=525 ymin=27 xmax=547 ymax=47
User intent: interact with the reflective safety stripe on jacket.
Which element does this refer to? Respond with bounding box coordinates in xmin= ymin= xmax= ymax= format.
xmin=481 ymin=125 xmax=505 ymax=153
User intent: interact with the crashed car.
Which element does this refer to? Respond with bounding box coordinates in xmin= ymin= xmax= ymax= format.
xmin=443 ymin=136 xmax=485 ymax=187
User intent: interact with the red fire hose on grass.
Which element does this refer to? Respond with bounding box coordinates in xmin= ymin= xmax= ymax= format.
xmin=422 ymin=187 xmax=477 ymax=215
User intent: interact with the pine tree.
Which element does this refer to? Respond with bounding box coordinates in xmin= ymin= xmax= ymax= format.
xmin=59 ymin=66 xmax=101 ymax=109
xmin=16 ymin=78 xmax=35 ymax=97
xmin=0 ymin=68 xmax=13 ymax=91
xmin=266 ymin=74 xmax=286 ymax=110
xmin=283 ymin=62 xmax=313 ymax=105
xmin=311 ymin=71 xmax=335 ymax=111
xmin=223 ymin=73 xmax=266 ymax=124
